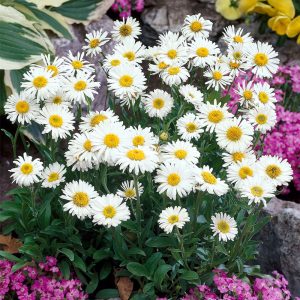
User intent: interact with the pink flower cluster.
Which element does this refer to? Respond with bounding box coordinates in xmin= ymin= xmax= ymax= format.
xmin=274 ymin=65 xmax=300 ymax=94
xmin=111 ymin=0 xmax=144 ymax=18
xmin=181 ymin=270 xmax=298 ymax=300
xmin=0 ymin=257 xmax=88 ymax=300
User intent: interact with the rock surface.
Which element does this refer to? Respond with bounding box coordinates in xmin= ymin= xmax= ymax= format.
xmin=258 ymin=198 xmax=300 ymax=297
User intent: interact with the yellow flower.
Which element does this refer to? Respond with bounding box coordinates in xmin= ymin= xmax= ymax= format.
xmin=297 ymin=34 xmax=300 ymax=44
xmin=239 ymin=0 xmax=257 ymax=13
xmin=253 ymin=3 xmax=276 ymax=16
xmin=268 ymin=0 xmax=295 ymax=19
xmin=286 ymin=16 xmax=300 ymax=37
xmin=215 ymin=0 xmax=242 ymax=20
xmin=268 ymin=15 xmax=291 ymax=35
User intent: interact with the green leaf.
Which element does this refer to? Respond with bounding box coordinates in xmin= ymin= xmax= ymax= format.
xmin=145 ymin=252 xmax=162 ymax=276
xmin=127 ymin=262 xmax=150 ymax=278
xmin=86 ymin=272 xmax=99 ymax=293
xmin=73 ymin=254 xmax=86 ymax=272
xmin=11 ymin=260 xmax=29 ymax=272
xmin=128 ymin=247 xmax=146 ymax=257
xmin=59 ymin=248 xmax=74 ymax=261
xmin=99 ymin=261 xmax=111 ymax=280
xmin=0 ymin=70 xmax=6 ymax=115
xmin=93 ymin=249 xmax=111 ymax=262
xmin=96 ymin=289 xmax=119 ymax=299
xmin=145 ymin=236 xmax=176 ymax=248
xmin=1 ymin=128 xmax=14 ymax=142
xmin=10 ymin=67 xmax=30 ymax=93
xmin=153 ymin=264 xmax=172 ymax=287
xmin=179 ymin=270 xmax=199 ymax=281
xmin=58 ymin=260 xmax=70 ymax=279
xmin=0 ymin=250 xmax=21 ymax=262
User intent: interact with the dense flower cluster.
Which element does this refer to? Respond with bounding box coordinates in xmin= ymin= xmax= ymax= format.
xmin=182 ymin=270 xmax=298 ymax=300
xmin=111 ymin=0 xmax=144 ymax=18
xmin=0 ymin=257 xmax=87 ymax=300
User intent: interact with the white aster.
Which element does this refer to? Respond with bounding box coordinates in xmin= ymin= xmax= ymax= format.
xmin=41 ymin=162 xmax=66 ymax=189
xmin=62 ymin=51 xmax=94 ymax=75
xmin=111 ymin=17 xmax=141 ymax=42
xmin=222 ymin=148 xmax=256 ymax=167
xmin=204 ymin=64 xmax=233 ymax=91
xmin=253 ymin=82 xmax=277 ymax=108
xmin=211 ymin=212 xmax=238 ymax=242
xmin=247 ymin=106 xmax=277 ymax=133
xmin=161 ymin=64 xmax=190 ymax=86
xmin=223 ymin=25 xmax=253 ymax=46
xmin=182 ymin=13 xmax=212 ymax=40
xmin=117 ymin=180 xmax=144 ymax=200
xmin=176 ymin=112 xmax=204 ymax=141
xmin=179 ymin=84 xmax=204 ymax=108
xmin=127 ymin=125 xmax=159 ymax=147
xmin=83 ymin=29 xmax=110 ymax=57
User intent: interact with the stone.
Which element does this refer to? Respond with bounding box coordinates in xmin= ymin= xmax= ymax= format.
xmin=257 ymin=197 xmax=300 ymax=297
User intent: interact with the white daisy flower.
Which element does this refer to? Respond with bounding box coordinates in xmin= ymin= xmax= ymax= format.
xmin=194 ymin=165 xmax=229 ymax=196
xmin=90 ymin=121 xmax=127 ymax=164
xmin=182 ymin=13 xmax=212 ymax=40
xmin=161 ymin=64 xmax=190 ymax=86
xmin=83 ymin=29 xmax=110 ymax=57
xmin=235 ymin=80 xmax=255 ymax=108
xmin=189 ymin=37 xmax=220 ymax=67
xmin=79 ymin=108 xmax=119 ymax=133
xmin=179 ymin=84 xmax=204 ymax=108
xmin=245 ymin=41 xmax=279 ymax=78
xmin=4 ymin=92 xmax=39 ymax=125
xmin=111 ymin=17 xmax=141 ymax=42
xmin=102 ymin=53 xmax=127 ymax=72
xmin=91 ymin=194 xmax=130 ymax=227
xmin=39 ymin=54 xmax=65 ymax=78
xmin=155 ymin=162 xmax=194 ymax=200
xmin=160 ymin=140 xmax=200 ymax=165
xmin=10 ymin=153 xmax=43 ymax=187
xmin=211 ymin=212 xmax=238 ymax=242
xmin=62 ymin=51 xmax=94 ymax=75
xmin=38 ymin=105 xmax=75 ymax=141
xmin=223 ymin=54 xmax=248 ymax=77
xmin=226 ymin=158 xmax=257 ymax=188
xmin=41 ymin=162 xmax=66 ymax=189
xmin=198 ymin=100 xmax=233 ymax=133
xmin=148 ymin=58 xmax=169 ymax=75
xmin=127 ymin=125 xmax=159 ymax=147
xmin=22 ymin=67 xmax=58 ymax=101
xmin=247 ymin=106 xmax=277 ymax=133
xmin=141 ymin=89 xmax=174 ymax=119
xmin=117 ymin=180 xmax=144 ymax=200
xmin=116 ymin=146 xmax=159 ymax=175
xmin=258 ymin=155 xmax=293 ymax=186
xmin=65 ymin=151 xmax=94 ymax=172
xmin=63 ymin=71 xmax=100 ymax=105
xmin=223 ymin=25 xmax=253 ymax=46
xmin=204 ymin=64 xmax=233 ymax=91
xmin=107 ymin=64 xmax=146 ymax=99
xmin=61 ymin=180 xmax=99 ymax=220
xmin=158 ymin=206 xmax=190 ymax=234
xmin=222 ymin=148 xmax=256 ymax=167
xmin=253 ymin=82 xmax=277 ymax=108
xmin=240 ymin=176 xmax=276 ymax=206
xmin=215 ymin=117 xmax=254 ymax=152
xmin=176 ymin=113 xmax=204 ymax=141
xmin=114 ymin=37 xmax=146 ymax=65
xmin=44 ymin=89 xmax=71 ymax=108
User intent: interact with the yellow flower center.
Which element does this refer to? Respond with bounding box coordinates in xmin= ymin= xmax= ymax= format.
xmin=243 ymin=90 xmax=253 ymax=100
xmin=33 ymin=76 xmax=48 ymax=89
xmin=127 ymin=149 xmax=146 ymax=161
xmin=123 ymin=51 xmax=135 ymax=61
xmin=167 ymin=173 xmax=181 ymax=186
xmin=90 ymin=114 xmax=107 ymax=127
xmin=232 ymin=152 xmax=245 ymax=163
xmin=53 ymin=96 xmax=62 ymax=104
xmin=233 ymin=51 xmax=242 ymax=60
xmin=208 ymin=110 xmax=224 ymax=123
xmin=72 ymin=192 xmax=89 ymax=207
xmin=174 ymin=149 xmax=187 ymax=159
xmin=254 ymin=53 xmax=268 ymax=66
xmin=20 ymin=163 xmax=33 ymax=175
xmin=168 ymin=66 xmax=180 ymax=75
xmin=229 ymin=61 xmax=240 ymax=69
xmin=258 ymin=92 xmax=269 ymax=104
xmin=119 ymin=24 xmax=132 ymax=37
xmin=212 ymin=71 xmax=223 ymax=81
xmin=103 ymin=205 xmax=116 ymax=218
xmin=48 ymin=172 xmax=59 ymax=182
xmin=47 ymin=65 xmax=59 ymax=77
xmin=168 ymin=214 xmax=179 ymax=224
xmin=71 ymin=60 xmax=83 ymax=69
xmin=190 ymin=21 xmax=202 ymax=32
xmin=233 ymin=35 xmax=243 ymax=43
xmin=250 ymin=186 xmax=264 ymax=197
xmin=217 ymin=220 xmax=230 ymax=233
xmin=83 ymin=139 xmax=92 ymax=151
xmin=124 ymin=188 xmax=136 ymax=198
xmin=89 ymin=38 xmax=100 ymax=48
xmin=119 ymin=75 xmax=133 ymax=87
xmin=49 ymin=114 xmax=63 ymax=128
xmin=152 ymin=98 xmax=165 ymax=109
xmin=238 ymin=166 xmax=253 ymax=179
xmin=186 ymin=122 xmax=198 ymax=133
xmin=132 ymin=135 xmax=145 ymax=146
xmin=266 ymin=164 xmax=282 ymax=179
xmin=201 ymin=171 xmax=217 ymax=184
xmin=196 ymin=47 xmax=209 ymax=57
xmin=74 ymin=80 xmax=87 ymax=91
xmin=167 ymin=49 xmax=177 ymax=59
xmin=256 ymin=114 xmax=268 ymax=125
xmin=111 ymin=59 xmax=121 ymax=67
xmin=104 ymin=134 xmax=120 ymax=148
xmin=158 ymin=61 xmax=168 ymax=69
xmin=15 ymin=101 xmax=29 ymax=113
xmin=226 ymin=126 xmax=242 ymax=142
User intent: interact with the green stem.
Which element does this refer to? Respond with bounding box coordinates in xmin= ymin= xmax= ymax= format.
xmin=176 ymin=228 xmax=189 ymax=269
xmin=193 ymin=191 xmax=202 ymax=230
xmin=12 ymin=125 xmax=21 ymax=159
xmin=133 ymin=175 xmax=142 ymax=247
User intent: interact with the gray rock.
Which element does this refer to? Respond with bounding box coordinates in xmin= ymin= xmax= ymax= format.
xmin=257 ymin=198 xmax=300 ymax=297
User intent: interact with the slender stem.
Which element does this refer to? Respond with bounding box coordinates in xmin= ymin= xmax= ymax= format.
xmin=193 ymin=191 xmax=202 ymax=230
xmin=12 ymin=125 xmax=21 ymax=159
xmin=133 ymin=175 xmax=142 ymax=247
xmin=176 ymin=228 xmax=189 ymax=269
